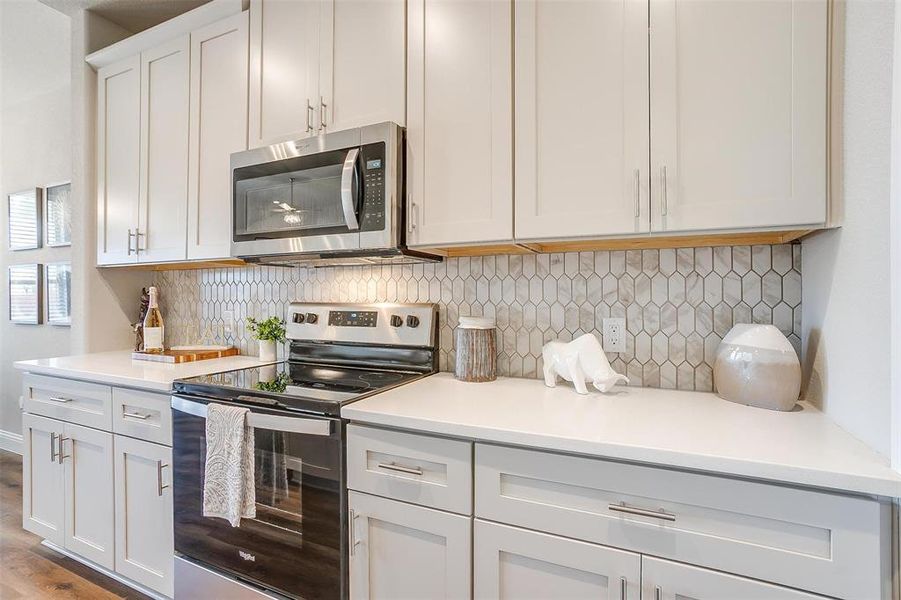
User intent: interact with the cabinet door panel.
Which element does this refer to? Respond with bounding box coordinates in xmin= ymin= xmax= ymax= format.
xmin=21 ymin=414 xmax=65 ymax=546
xmin=642 ymin=557 xmax=825 ymax=600
xmin=474 ymin=520 xmax=640 ymax=600
xmin=349 ymin=491 xmax=471 ymax=600
xmin=97 ymin=55 xmax=140 ymax=265
xmin=650 ymin=0 xmax=827 ymax=232
xmin=407 ymin=0 xmax=513 ymax=246
xmin=63 ymin=423 xmax=114 ymax=569
xmin=139 ymin=36 xmax=190 ymax=263
xmin=319 ymin=0 xmax=406 ymax=133
xmin=188 ymin=12 xmax=249 ymax=260
xmin=249 ymin=0 xmax=320 ymax=147
xmin=114 ymin=435 xmax=174 ymax=597
xmin=515 ymin=0 xmax=649 ymax=240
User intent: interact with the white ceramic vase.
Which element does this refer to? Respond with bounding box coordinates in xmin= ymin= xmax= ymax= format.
xmin=713 ymin=324 xmax=801 ymax=411
xmin=258 ymin=339 xmax=277 ymax=362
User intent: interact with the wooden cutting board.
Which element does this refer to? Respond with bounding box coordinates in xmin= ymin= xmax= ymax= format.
xmin=131 ymin=346 xmax=240 ymax=363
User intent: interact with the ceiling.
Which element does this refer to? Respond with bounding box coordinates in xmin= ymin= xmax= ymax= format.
xmin=41 ymin=0 xmax=212 ymax=33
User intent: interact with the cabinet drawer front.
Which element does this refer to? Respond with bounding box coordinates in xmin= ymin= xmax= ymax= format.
xmin=475 ymin=444 xmax=888 ymax=600
xmin=112 ymin=388 xmax=172 ymax=446
xmin=23 ymin=374 xmax=112 ymax=430
xmin=347 ymin=425 xmax=472 ymax=514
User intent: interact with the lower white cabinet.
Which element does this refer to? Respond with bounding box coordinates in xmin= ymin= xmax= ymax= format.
xmin=114 ymin=435 xmax=174 ymax=597
xmin=21 ymin=414 xmax=115 ymax=570
xmin=474 ymin=520 xmax=640 ymax=600
xmin=642 ymin=556 xmax=823 ymax=600
xmin=348 ymin=491 xmax=471 ymax=600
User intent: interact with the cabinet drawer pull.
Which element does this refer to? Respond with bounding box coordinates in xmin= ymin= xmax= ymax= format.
xmin=633 ymin=169 xmax=641 ymax=218
xmin=49 ymin=432 xmax=58 ymax=462
xmin=620 ymin=576 xmax=627 ymax=600
xmin=320 ymin=96 xmax=327 ymax=130
xmin=377 ymin=462 xmax=423 ymax=476
xmin=349 ymin=509 xmax=360 ymax=556
xmin=608 ymin=501 xmax=675 ymax=522
xmin=127 ymin=229 xmax=136 ymax=255
xmin=122 ymin=410 xmax=152 ymax=420
xmin=57 ymin=436 xmax=70 ymax=464
xmin=655 ymin=585 xmax=662 ymax=600
xmin=48 ymin=396 xmax=74 ymax=403
xmin=135 ymin=229 xmax=145 ymax=253
xmin=306 ymin=99 xmax=314 ymax=133
xmin=661 ymin=166 xmax=668 ymax=216
xmin=157 ymin=461 xmax=169 ymax=496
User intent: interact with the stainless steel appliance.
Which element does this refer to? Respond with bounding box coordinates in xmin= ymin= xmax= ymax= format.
xmin=171 ymin=302 xmax=438 ymax=600
xmin=230 ymin=122 xmax=439 ymax=266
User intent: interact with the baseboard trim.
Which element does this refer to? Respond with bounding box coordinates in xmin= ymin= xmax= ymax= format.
xmin=0 ymin=429 xmax=23 ymax=455
xmin=40 ymin=540 xmax=169 ymax=600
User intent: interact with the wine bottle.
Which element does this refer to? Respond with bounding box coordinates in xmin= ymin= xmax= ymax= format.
xmin=142 ymin=286 xmax=165 ymax=354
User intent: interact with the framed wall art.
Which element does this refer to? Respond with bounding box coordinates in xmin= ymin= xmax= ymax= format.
xmin=45 ymin=262 xmax=71 ymax=326
xmin=8 ymin=188 xmax=42 ymax=250
xmin=9 ymin=264 xmax=42 ymax=324
xmin=44 ymin=181 xmax=72 ymax=247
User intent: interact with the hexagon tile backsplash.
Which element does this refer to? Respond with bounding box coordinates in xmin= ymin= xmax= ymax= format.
xmin=153 ymin=244 xmax=801 ymax=392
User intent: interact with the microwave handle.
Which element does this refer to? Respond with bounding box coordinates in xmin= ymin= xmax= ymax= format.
xmin=171 ymin=396 xmax=333 ymax=436
xmin=340 ymin=148 xmax=361 ymax=231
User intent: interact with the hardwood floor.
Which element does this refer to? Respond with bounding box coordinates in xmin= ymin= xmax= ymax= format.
xmin=0 ymin=450 xmax=151 ymax=600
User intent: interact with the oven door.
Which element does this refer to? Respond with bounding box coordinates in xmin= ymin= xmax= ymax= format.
xmin=172 ymin=396 xmax=346 ymax=600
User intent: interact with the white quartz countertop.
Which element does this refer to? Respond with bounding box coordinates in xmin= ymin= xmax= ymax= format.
xmin=14 ymin=350 xmax=273 ymax=392
xmin=342 ymin=373 xmax=901 ymax=498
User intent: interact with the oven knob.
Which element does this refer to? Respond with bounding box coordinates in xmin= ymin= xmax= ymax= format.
xmin=292 ymin=313 xmax=305 ymax=324
xmin=390 ymin=315 xmax=403 ymax=327
xmin=406 ymin=315 xmax=420 ymax=328
xmin=306 ymin=313 xmax=318 ymax=324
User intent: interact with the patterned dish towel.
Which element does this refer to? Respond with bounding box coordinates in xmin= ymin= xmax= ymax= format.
xmin=203 ymin=403 xmax=256 ymax=527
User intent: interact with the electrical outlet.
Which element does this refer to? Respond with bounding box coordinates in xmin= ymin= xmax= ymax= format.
xmin=602 ymin=318 xmax=626 ymax=353
xmin=223 ymin=310 xmax=235 ymax=336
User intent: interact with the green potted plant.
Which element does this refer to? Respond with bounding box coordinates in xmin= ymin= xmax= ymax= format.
xmin=247 ymin=316 xmax=286 ymax=362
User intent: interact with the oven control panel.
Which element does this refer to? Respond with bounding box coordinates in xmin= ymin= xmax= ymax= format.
xmin=287 ymin=302 xmax=437 ymax=348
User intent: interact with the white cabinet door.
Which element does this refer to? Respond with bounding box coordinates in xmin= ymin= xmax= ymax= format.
xmin=249 ymin=0 xmax=321 ymax=147
xmin=62 ymin=422 xmax=115 ymax=570
xmin=406 ymin=0 xmax=513 ymax=247
xmin=348 ymin=491 xmax=471 ymax=600
xmin=21 ymin=413 xmax=65 ymax=546
xmin=114 ymin=435 xmax=174 ymax=598
xmin=318 ymin=0 xmax=406 ymax=133
xmin=188 ymin=12 xmax=249 ymax=260
xmin=642 ymin=557 xmax=824 ymax=600
xmin=649 ymin=0 xmax=827 ymax=232
xmin=474 ymin=520 xmax=641 ymax=600
xmin=97 ymin=55 xmax=141 ymax=265
xmin=514 ymin=0 xmax=650 ymax=241
xmin=138 ymin=36 xmax=190 ymax=263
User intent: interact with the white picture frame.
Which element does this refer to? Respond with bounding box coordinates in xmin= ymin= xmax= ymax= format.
xmin=44 ymin=181 xmax=72 ymax=247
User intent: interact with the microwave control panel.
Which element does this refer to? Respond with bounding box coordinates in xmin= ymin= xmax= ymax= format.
xmin=359 ymin=142 xmax=386 ymax=232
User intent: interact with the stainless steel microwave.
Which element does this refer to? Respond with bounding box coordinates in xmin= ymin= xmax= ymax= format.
xmin=230 ymin=122 xmax=438 ymax=266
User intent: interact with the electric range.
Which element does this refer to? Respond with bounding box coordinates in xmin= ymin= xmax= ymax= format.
xmin=171 ymin=302 xmax=438 ymax=600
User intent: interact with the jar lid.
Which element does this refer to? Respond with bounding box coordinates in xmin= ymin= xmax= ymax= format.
xmin=458 ymin=316 xmax=496 ymax=329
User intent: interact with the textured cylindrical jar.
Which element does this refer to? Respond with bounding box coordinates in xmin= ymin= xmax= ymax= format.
xmin=454 ymin=317 xmax=497 ymax=382
xmin=714 ymin=324 xmax=801 ymax=411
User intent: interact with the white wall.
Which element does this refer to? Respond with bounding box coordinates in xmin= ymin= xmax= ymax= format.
xmin=0 ymin=0 xmax=72 ymax=439
xmin=802 ymin=0 xmax=895 ymax=458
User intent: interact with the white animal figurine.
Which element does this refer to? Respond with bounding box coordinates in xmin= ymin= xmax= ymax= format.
xmin=542 ymin=333 xmax=629 ymax=394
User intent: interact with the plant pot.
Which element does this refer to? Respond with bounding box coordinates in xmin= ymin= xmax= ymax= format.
xmin=258 ymin=339 xmax=277 ymax=362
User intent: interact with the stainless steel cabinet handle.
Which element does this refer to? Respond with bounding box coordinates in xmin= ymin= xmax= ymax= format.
xmin=57 ymin=436 xmax=70 ymax=464
xmin=661 ymin=166 xmax=668 ymax=216
xmin=407 ymin=195 xmax=415 ymax=234
xmin=122 ymin=410 xmax=151 ymax=420
xmin=306 ymin=99 xmax=314 ymax=133
xmin=127 ymin=229 xmax=135 ymax=255
xmin=320 ymin=96 xmax=327 ymax=130
xmin=377 ymin=462 xmax=423 ymax=476
xmin=135 ymin=229 xmax=145 ymax=253
xmin=49 ymin=432 xmax=58 ymax=463
xmin=349 ymin=509 xmax=361 ymax=556
xmin=620 ymin=577 xmax=627 ymax=600
xmin=340 ymin=148 xmax=361 ymax=230
xmin=157 ymin=461 xmax=169 ymax=496
xmin=48 ymin=396 xmax=73 ymax=403
xmin=655 ymin=586 xmax=662 ymax=600
xmin=608 ymin=502 xmax=676 ymax=522
xmin=633 ymin=169 xmax=641 ymax=218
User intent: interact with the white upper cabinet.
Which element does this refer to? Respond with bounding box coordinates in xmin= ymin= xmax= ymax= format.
xmin=139 ymin=36 xmax=190 ymax=263
xmin=249 ymin=0 xmax=321 ymax=146
xmin=649 ymin=0 xmax=828 ymax=233
xmin=188 ymin=12 xmax=249 ymax=260
xmin=97 ymin=55 xmax=141 ymax=265
xmin=514 ymin=0 xmax=650 ymax=241
xmin=406 ymin=0 xmax=513 ymax=247
xmin=319 ymin=0 xmax=406 ymax=133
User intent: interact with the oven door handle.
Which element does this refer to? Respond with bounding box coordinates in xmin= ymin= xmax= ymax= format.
xmin=340 ymin=147 xmax=360 ymax=231
xmin=171 ymin=397 xmax=333 ymax=436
